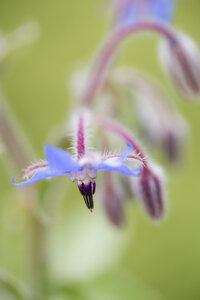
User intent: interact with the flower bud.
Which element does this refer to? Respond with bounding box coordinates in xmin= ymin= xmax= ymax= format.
xmin=159 ymin=31 xmax=200 ymax=99
xmin=162 ymin=130 xmax=181 ymax=163
xmin=132 ymin=164 xmax=165 ymax=219
xmin=102 ymin=172 xmax=124 ymax=226
xmin=112 ymin=68 xmax=187 ymax=163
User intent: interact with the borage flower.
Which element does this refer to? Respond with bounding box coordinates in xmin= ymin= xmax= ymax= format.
xmin=13 ymin=121 xmax=141 ymax=212
xmin=112 ymin=0 xmax=175 ymax=27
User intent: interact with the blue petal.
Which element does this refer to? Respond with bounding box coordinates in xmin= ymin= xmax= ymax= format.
xmin=12 ymin=168 xmax=68 ymax=187
xmin=92 ymin=141 xmax=140 ymax=176
xmin=44 ymin=144 xmax=81 ymax=172
xmin=118 ymin=141 xmax=133 ymax=162
xmin=93 ymin=162 xmax=141 ymax=176
xmin=115 ymin=0 xmax=175 ymax=26
xmin=150 ymin=0 xmax=175 ymax=22
xmin=118 ymin=0 xmax=139 ymax=26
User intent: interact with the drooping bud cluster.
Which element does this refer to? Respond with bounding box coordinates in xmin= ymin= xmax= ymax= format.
xmin=110 ymin=68 xmax=187 ymax=163
xmin=10 ymin=0 xmax=199 ymax=227
xmin=159 ymin=31 xmax=200 ymax=99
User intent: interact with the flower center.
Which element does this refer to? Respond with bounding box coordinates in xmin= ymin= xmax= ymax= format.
xmin=78 ymin=180 xmax=96 ymax=211
xmin=69 ymin=166 xmax=97 ymax=211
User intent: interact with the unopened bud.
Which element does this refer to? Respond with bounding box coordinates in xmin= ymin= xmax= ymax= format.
xmin=162 ymin=130 xmax=181 ymax=163
xmin=112 ymin=68 xmax=187 ymax=163
xmin=159 ymin=31 xmax=200 ymax=99
xmin=102 ymin=172 xmax=124 ymax=226
xmin=132 ymin=165 xmax=165 ymax=219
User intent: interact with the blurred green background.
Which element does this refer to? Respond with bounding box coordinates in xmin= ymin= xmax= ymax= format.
xmin=0 ymin=0 xmax=200 ymax=299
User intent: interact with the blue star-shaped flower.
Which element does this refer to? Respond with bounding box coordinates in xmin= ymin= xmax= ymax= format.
xmin=13 ymin=142 xmax=141 ymax=210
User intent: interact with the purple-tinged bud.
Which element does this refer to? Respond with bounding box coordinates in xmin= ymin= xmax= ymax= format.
xmin=102 ymin=172 xmax=124 ymax=226
xmin=132 ymin=165 xmax=165 ymax=219
xmin=159 ymin=32 xmax=200 ymax=99
xmin=162 ymin=130 xmax=181 ymax=163
xmin=133 ymin=75 xmax=187 ymax=162
xmin=78 ymin=180 xmax=96 ymax=211
xmin=112 ymin=68 xmax=187 ymax=163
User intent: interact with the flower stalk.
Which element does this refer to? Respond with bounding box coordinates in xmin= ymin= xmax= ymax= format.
xmin=82 ymin=21 xmax=176 ymax=104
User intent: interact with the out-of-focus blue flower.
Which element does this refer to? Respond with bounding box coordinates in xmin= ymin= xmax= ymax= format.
xmin=113 ymin=0 xmax=175 ymax=27
xmin=13 ymin=142 xmax=141 ymax=210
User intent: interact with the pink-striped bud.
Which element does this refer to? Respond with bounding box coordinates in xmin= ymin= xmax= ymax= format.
xmin=132 ymin=165 xmax=165 ymax=219
xmin=159 ymin=32 xmax=200 ymax=99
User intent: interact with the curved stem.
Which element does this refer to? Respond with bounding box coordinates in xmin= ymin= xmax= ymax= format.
xmin=95 ymin=116 xmax=147 ymax=167
xmin=102 ymin=153 xmax=144 ymax=164
xmin=82 ymin=21 xmax=176 ymax=104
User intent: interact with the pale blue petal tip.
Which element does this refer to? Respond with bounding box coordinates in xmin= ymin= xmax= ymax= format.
xmin=150 ymin=0 xmax=175 ymax=22
xmin=12 ymin=168 xmax=69 ymax=187
xmin=126 ymin=141 xmax=133 ymax=148
xmin=93 ymin=161 xmax=141 ymax=176
xmin=116 ymin=0 xmax=175 ymax=26
xmin=117 ymin=141 xmax=133 ymax=162
xmin=12 ymin=176 xmax=30 ymax=187
xmin=12 ymin=177 xmax=17 ymax=186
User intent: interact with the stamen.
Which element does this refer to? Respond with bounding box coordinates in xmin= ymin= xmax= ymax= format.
xmin=77 ymin=181 xmax=96 ymax=210
xmin=92 ymin=180 xmax=96 ymax=194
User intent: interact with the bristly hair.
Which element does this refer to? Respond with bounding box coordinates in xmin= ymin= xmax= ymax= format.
xmin=67 ymin=108 xmax=94 ymax=158
xmin=23 ymin=160 xmax=47 ymax=179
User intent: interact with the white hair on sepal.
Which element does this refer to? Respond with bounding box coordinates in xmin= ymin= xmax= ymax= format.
xmin=67 ymin=108 xmax=94 ymax=157
xmin=22 ymin=160 xmax=47 ymax=179
xmin=101 ymin=148 xmax=118 ymax=158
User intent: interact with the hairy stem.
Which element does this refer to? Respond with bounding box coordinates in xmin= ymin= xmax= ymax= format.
xmin=95 ymin=116 xmax=147 ymax=167
xmin=82 ymin=21 xmax=176 ymax=104
xmin=77 ymin=114 xmax=85 ymax=159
